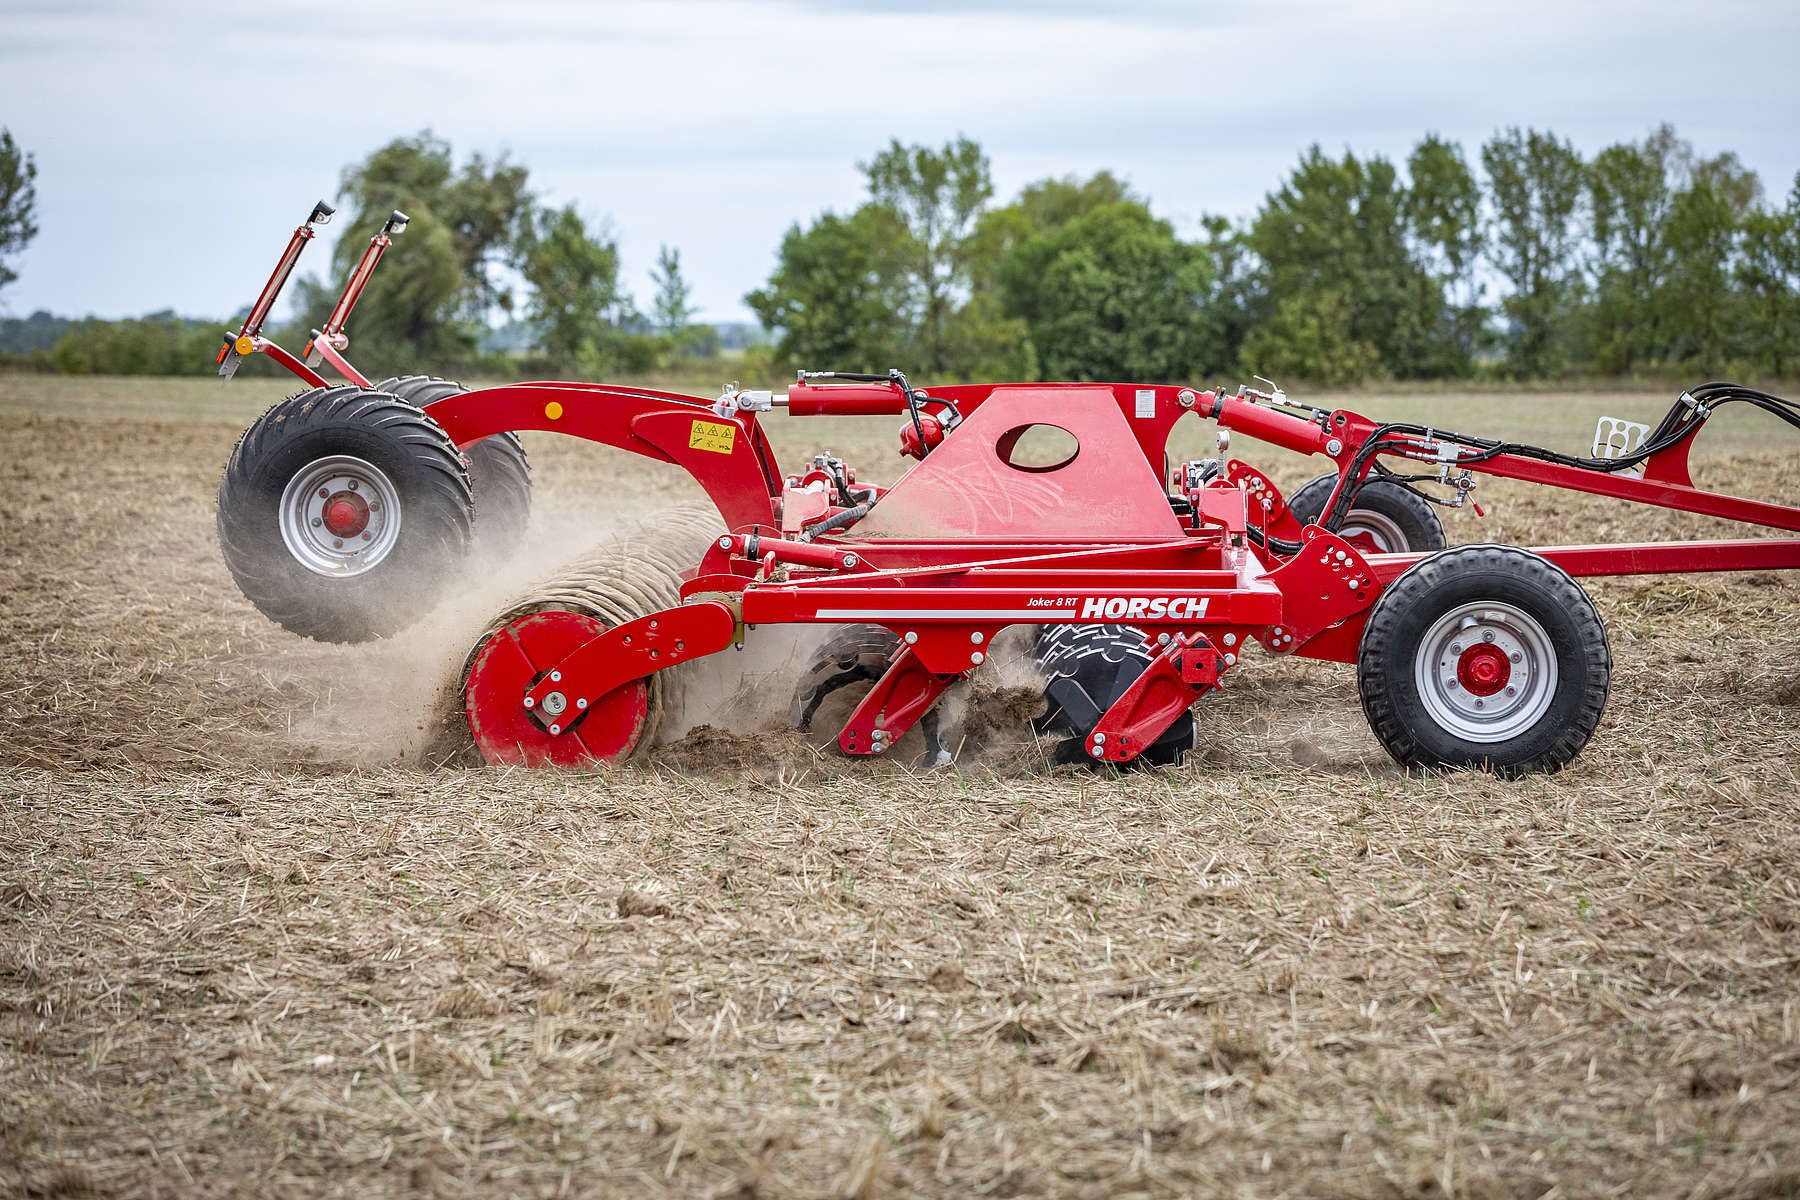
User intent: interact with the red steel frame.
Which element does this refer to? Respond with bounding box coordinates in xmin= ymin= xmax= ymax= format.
xmin=222 ymin=213 xmax=1799 ymax=765
xmin=415 ymin=377 xmax=1799 ymax=764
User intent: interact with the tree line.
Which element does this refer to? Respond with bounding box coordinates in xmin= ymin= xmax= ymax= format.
xmin=753 ymin=128 xmax=1799 ymax=385
xmin=1 ymin=125 xmax=1795 ymax=384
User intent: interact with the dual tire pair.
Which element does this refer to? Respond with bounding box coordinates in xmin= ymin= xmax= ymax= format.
xmin=216 ymin=376 xmax=530 ymax=643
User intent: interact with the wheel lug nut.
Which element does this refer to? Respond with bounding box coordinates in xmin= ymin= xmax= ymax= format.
xmin=1510 ymin=652 xmax=1522 ymax=663
xmin=347 ymin=479 xmax=358 ymax=491
xmin=1450 ymin=643 xmax=1462 ymax=654
xmin=332 ymin=538 xmax=343 ymax=548
xmin=1483 ymin=631 xmax=1494 ymax=643
xmin=361 ymin=532 xmax=370 ymax=541
xmin=311 ymin=517 xmax=322 ymax=528
xmin=318 ymin=487 xmax=329 ymax=499
xmin=1505 ymin=686 xmax=1516 ymax=696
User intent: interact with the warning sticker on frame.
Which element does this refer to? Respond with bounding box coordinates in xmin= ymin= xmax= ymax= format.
xmin=688 ymin=420 xmax=737 ymax=454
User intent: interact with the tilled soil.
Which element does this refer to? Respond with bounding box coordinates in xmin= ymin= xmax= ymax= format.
xmin=2 ymin=382 xmax=1798 ymax=1198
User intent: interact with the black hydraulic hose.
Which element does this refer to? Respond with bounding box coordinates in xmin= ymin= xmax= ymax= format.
xmin=1245 ymin=526 xmax=1304 ymax=557
xmin=800 ymin=502 xmax=871 ymax=543
xmin=1320 ymin=383 xmax=1798 ymax=529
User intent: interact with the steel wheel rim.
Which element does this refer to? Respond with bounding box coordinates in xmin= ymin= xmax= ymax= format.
xmin=1339 ymin=507 xmax=1408 ymax=552
xmin=1412 ymin=600 xmax=1557 ymax=743
xmin=277 ymin=455 xmax=402 ymax=578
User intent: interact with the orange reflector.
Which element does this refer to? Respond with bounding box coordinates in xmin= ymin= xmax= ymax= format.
xmin=235 ymin=335 xmax=255 ymax=356
xmin=545 ymin=401 xmax=564 ymax=420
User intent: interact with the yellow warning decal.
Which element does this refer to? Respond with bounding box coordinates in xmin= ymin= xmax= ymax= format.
xmin=688 ymin=420 xmax=737 ymax=454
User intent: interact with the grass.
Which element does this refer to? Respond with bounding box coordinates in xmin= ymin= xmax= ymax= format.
xmin=0 ymin=373 xmax=1796 ymax=1198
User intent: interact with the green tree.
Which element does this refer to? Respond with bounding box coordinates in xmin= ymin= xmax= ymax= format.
xmin=1662 ymin=152 xmax=1760 ymax=373
xmin=1737 ymin=173 xmax=1800 ymax=375
xmin=301 ymin=132 xmax=534 ymax=367
xmin=1482 ymin=127 xmax=1587 ymax=376
xmin=1001 ymin=202 xmax=1220 ymax=381
xmin=0 ymin=129 xmax=39 ymax=296
xmin=1247 ymin=146 xmax=1452 ymax=381
xmin=1586 ymin=125 xmax=1689 ymax=372
xmin=650 ymin=244 xmax=695 ymax=333
xmin=1240 ymin=288 xmax=1381 ymax=387
xmin=1404 ymin=134 xmax=1485 ymax=364
xmin=862 ymin=136 xmax=994 ymax=372
xmin=746 ymin=205 xmax=913 ymax=371
xmin=519 ymin=204 xmax=627 ymax=373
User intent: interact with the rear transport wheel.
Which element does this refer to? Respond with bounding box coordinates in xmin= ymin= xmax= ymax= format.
xmin=1287 ymin=472 xmax=1446 ymax=554
xmin=1357 ymin=544 xmax=1610 ymax=776
xmin=373 ymin=375 xmax=532 ymax=559
xmin=217 ymin=386 xmax=473 ymax=642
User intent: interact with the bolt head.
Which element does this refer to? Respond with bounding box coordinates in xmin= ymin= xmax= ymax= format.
xmin=970 ymin=631 xmax=984 ymax=644
xmin=1326 ymin=438 xmax=1344 ymax=456
xmin=548 ymin=723 xmax=561 ymax=734
xmin=1178 ymin=389 xmax=1196 ymax=408
xmin=318 ymin=487 xmax=329 ymax=499
xmin=1091 ymin=746 xmax=1105 ymax=757
xmin=1225 ymin=653 xmax=1237 ymax=665
xmin=1510 ymin=652 xmax=1522 ymax=663
xmin=719 ymin=536 xmax=733 ymax=550
xmin=311 ymin=517 xmax=322 ymax=528
xmin=1483 ymin=631 xmax=1495 ymax=643
xmin=1451 ymin=643 xmax=1462 ymax=654
xmin=332 ymin=538 xmax=343 ymax=548
xmin=1223 ymin=633 xmax=1237 ymax=646
xmin=1473 ymin=701 xmax=1484 ymax=710
xmin=1092 ymin=732 xmax=1105 ymax=744
xmin=970 ymin=651 xmax=984 ymax=665
xmin=523 ymin=696 xmax=536 ymax=709
xmin=1504 ymin=686 xmax=1516 ymax=696
xmin=904 ymin=631 xmax=918 ymax=645
xmin=347 ymin=479 xmax=358 ymax=491
xmin=550 ymin=670 xmax=561 ymax=682
xmin=576 ymin=698 xmax=588 ymax=709
xmin=842 ymin=554 xmax=858 ymax=568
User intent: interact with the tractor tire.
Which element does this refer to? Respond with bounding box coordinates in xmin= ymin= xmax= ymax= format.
xmin=372 ymin=375 xmax=532 ymax=560
xmin=1034 ymin=624 xmax=1196 ymax=768
xmin=1357 ymin=544 xmax=1611 ymax=777
xmin=217 ymin=386 xmax=473 ymax=643
xmin=1287 ymin=472 xmax=1446 ymax=554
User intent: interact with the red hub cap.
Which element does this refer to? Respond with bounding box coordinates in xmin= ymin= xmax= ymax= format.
xmin=463 ymin=610 xmax=651 ymax=768
xmin=1456 ymin=642 xmax=1511 ymax=697
xmin=321 ymin=490 xmax=370 ymax=538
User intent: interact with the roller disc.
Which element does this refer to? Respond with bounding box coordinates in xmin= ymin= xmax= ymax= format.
xmin=463 ymin=609 xmax=650 ymax=767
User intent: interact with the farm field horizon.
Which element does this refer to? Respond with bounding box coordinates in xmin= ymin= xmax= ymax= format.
xmin=2 ymin=373 xmax=1797 ymax=1197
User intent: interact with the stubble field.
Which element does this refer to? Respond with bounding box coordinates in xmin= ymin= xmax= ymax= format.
xmin=1 ymin=373 xmax=1797 ymax=1198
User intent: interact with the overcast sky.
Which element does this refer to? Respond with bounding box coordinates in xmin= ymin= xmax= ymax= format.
xmin=2 ymin=0 xmax=1796 ymax=326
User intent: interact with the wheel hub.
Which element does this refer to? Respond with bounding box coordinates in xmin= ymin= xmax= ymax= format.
xmin=1413 ymin=603 xmax=1558 ymax=744
xmin=463 ymin=609 xmax=649 ymax=768
xmin=321 ymin=490 xmax=370 ymax=538
xmin=1455 ymin=642 xmax=1511 ymax=696
xmin=278 ymin=455 xmax=401 ymax=577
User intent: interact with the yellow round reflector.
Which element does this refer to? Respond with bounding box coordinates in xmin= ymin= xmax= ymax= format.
xmin=234 ymin=335 xmax=255 ymax=356
xmin=545 ymin=401 xmax=564 ymax=420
